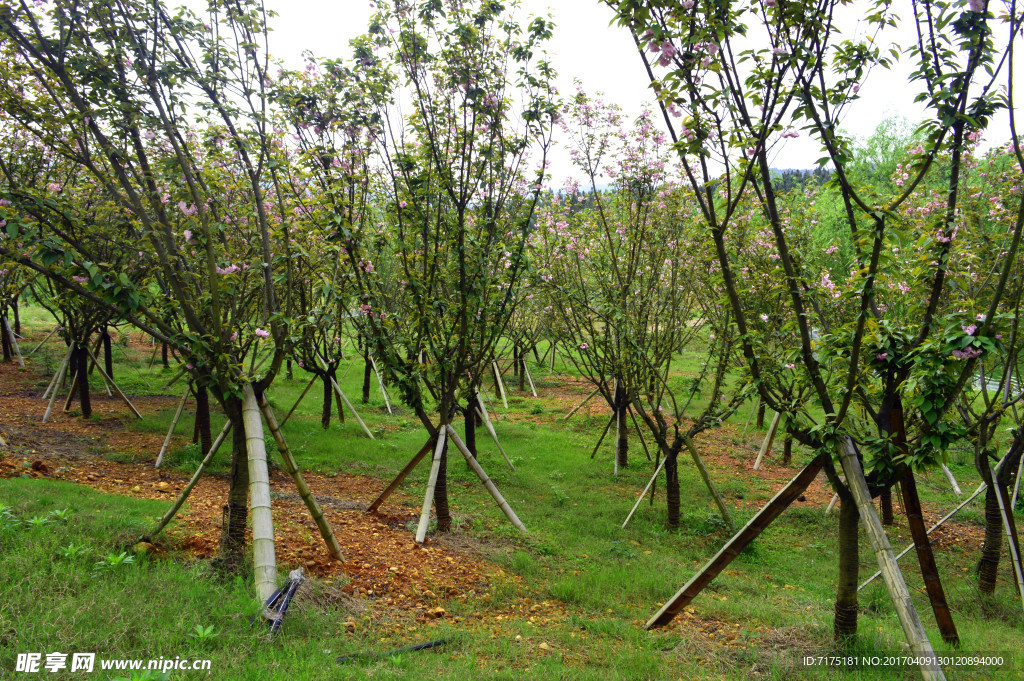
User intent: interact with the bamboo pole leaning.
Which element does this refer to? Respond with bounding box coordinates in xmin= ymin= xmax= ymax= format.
xmin=682 ymin=437 xmax=735 ymax=532
xmin=258 ymin=393 xmax=343 ymax=561
xmin=492 ymin=361 xmax=508 ymax=409
xmin=155 ymin=384 xmax=191 ymax=468
xmin=242 ymin=384 xmax=278 ymax=604
xmin=3 ymin=316 xmax=24 ymax=367
xmin=27 ymin=327 xmax=58 ymax=356
xmin=563 ymin=386 xmax=599 ymax=420
xmin=415 ymin=429 xmax=448 ymax=543
xmin=623 ymin=458 xmax=666 ymax=529
xmin=369 ymin=354 xmax=392 ymax=414
xmin=367 ymin=438 xmax=435 ymax=514
xmin=86 ymin=347 xmax=142 ymax=418
xmin=752 ymin=411 xmax=781 ymax=470
xmin=990 ymin=463 xmax=1024 ymax=613
xmin=474 ymin=391 xmax=515 ymax=471
xmin=446 ymin=425 xmax=526 ymax=533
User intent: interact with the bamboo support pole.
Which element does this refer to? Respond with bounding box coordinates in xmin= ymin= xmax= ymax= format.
xmin=148 ymin=421 xmax=231 ymax=538
xmin=590 ymin=415 xmax=615 ymax=459
xmin=330 ymin=377 xmax=374 ymax=439
xmin=646 ymin=457 xmax=825 ymax=628
xmin=62 ymin=370 xmax=79 ymax=413
xmin=281 ymin=374 xmax=318 ymax=427
xmin=563 ymin=387 xmax=599 ymax=420
xmin=826 ymin=493 xmax=840 ymax=515
xmin=753 ymin=411 xmax=781 ymax=470
xmin=741 ymin=397 xmax=760 ymax=436
xmin=1012 ymin=454 xmax=1023 ymax=510
xmin=242 ymin=384 xmax=278 ymax=604
xmin=27 ymin=327 xmax=57 ymax=356
xmin=415 ymin=430 xmax=448 ymax=543
xmin=258 ymin=393 xmax=343 ymax=561
xmin=155 ymin=385 xmax=190 ymax=468
xmin=367 ymin=438 xmax=435 ymax=514
xmin=522 ymin=360 xmax=537 ymax=397
xmin=474 ymin=392 xmax=514 ymax=471
xmin=86 ymin=347 xmax=141 ymax=418
xmin=836 ymin=437 xmax=944 ymax=680
xmin=369 ymin=354 xmax=392 ymax=414
xmin=682 ymin=437 xmax=735 ymax=531
xmin=940 ymin=464 xmax=962 ymax=496
xmin=160 ymin=367 xmax=186 ymax=390
xmin=626 ymin=406 xmax=653 ymax=462
xmin=991 ymin=464 xmax=1024 ymax=614
xmin=446 ymin=425 xmax=526 ymax=533
xmin=42 ymin=346 xmax=73 ymax=403
xmin=3 ymin=316 xmax=24 ymax=367
xmin=492 ymin=361 xmax=508 ymax=409
xmin=623 ymin=458 xmax=666 ymax=529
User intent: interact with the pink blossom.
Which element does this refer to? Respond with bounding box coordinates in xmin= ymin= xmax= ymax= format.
xmin=760 ymin=314 xmax=769 ymax=322
xmin=785 ymin=363 xmax=795 ymax=369
xmin=183 ymin=229 xmax=193 ymax=243
xmin=72 ymin=275 xmax=88 ymax=284
xmin=254 ymin=328 xmax=270 ymax=339
xmin=952 ymin=347 xmax=982 ymax=359
xmin=876 ymin=352 xmax=888 ymax=361
xmin=579 ymin=343 xmax=589 ymax=350
xmin=962 ymin=324 xmax=977 ymax=336
xmin=230 ymin=331 xmax=238 ymax=341
xmin=969 ymin=0 xmax=985 ymax=11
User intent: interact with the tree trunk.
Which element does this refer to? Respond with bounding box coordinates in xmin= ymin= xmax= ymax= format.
xmin=518 ymin=348 xmax=526 ymax=392
xmin=12 ymin=295 xmax=20 ymax=336
xmin=834 ymin=498 xmax=859 ymax=641
xmin=615 ymin=381 xmax=628 ymax=470
xmin=978 ymin=485 xmax=1002 ymax=594
xmin=665 ymin=454 xmax=680 ymax=529
xmin=464 ymin=401 xmax=476 ymax=458
xmin=782 ymin=430 xmax=793 ymax=465
xmin=362 ymin=349 xmax=372 ymax=404
xmin=321 ymin=374 xmax=332 ymax=429
xmin=1 ymin=316 xmax=10 ymax=362
xmin=881 ymin=488 xmax=894 ymax=526
xmin=102 ymin=327 xmax=113 ymax=379
xmin=218 ymin=398 xmax=249 ymax=569
xmin=161 ymin=341 xmax=169 ymax=368
xmin=435 ymin=429 xmax=452 ymax=532
xmin=286 ymin=358 xmax=293 ymax=381
xmin=331 ymin=369 xmax=344 ymax=423
xmin=195 ymin=384 xmax=213 ymax=458
xmin=75 ymin=344 xmax=91 ymax=419
xmin=756 ymin=401 xmax=766 ymax=428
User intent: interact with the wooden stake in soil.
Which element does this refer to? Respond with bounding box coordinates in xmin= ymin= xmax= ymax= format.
xmin=242 ymin=384 xmax=278 ymax=604
xmin=86 ymin=347 xmax=142 ymax=418
xmin=522 ymin=360 xmax=538 ymax=397
xmin=367 ymin=438 xmax=435 ymax=514
xmin=258 ymin=393 xmax=343 ymax=561
xmin=2 ymin=316 xmax=24 ymax=368
xmin=42 ymin=345 xmax=73 ymax=406
xmin=369 ymin=354 xmax=393 ymax=414
xmin=148 ymin=421 xmax=231 ymax=538
xmin=62 ymin=370 xmax=79 ymax=413
xmin=492 ymin=361 xmax=508 ymax=409
xmin=835 ymin=437 xmax=945 ymax=681
xmin=415 ymin=429 xmax=448 ymax=543
xmin=27 ymin=327 xmax=58 ymax=356
xmin=646 ymin=456 xmax=824 ymax=628
xmin=682 ymin=437 xmax=735 ymax=531
xmin=155 ymin=384 xmax=191 ymax=468
xmin=623 ymin=458 xmax=666 ymax=529
xmin=474 ymin=391 xmax=515 ymax=471
xmin=940 ymin=464 xmax=963 ymax=496
xmin=753 ymin=411 xmax=781 ymax=470
xmin=329 ymin=377 xmax=374 ymax=439
xmin=626 ymin=405 xmax=653 ymax=462
xmin=563 ymin=387 xmax=599 ymax=420
xmin=741 ymin=397 xmax=760 ymax=436
xmin=590 ymin=415 xmax=615 ymax=459
xmin=990 ymin=463 xmax=1024 ymax=613
xmin=446 ymin=425 xmax=526 ymax=533
xmin=281 ymin=374 xmax=318 ymax=428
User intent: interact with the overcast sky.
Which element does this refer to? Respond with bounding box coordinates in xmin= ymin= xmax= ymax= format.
xmin=198 ymin=0 xmax=1015 ymax=184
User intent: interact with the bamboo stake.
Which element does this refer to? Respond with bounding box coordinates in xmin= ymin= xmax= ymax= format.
xmin=991 ymin=464 xmax=1024 ymax=613
xmin=492 ymin=360 xmax=508 ymax=409
xmin=682 ymin=437 xmax=735 ymax=531
xmin=446 ymin=425 xmax=526 ymax=533
xmin=474 ymin=392 xmax=515 ymax=471
xmin=27 ymin=327 xmax=57 ymax=356
xmin=42 ymin=346 xmax=73 ymax=402
xmin=614 ymin=381 xmax=621 ymax=477
xmin=148 ymin=421 xmax=231 ymax=538
xmin=590 ymin=415 xmax=615 ymax=459
xmin=741 ymin=397 xmax=760 ymax=436
xmin=367 ymin=438 xmax=435 ymax=514
xmin=86 ymin=347 xmax=141 ymax=418
xmin=826 ymin=493 xmax=840 ymax=515
xmin=563 ymin=387 xmax=599 ymax=420
xmin=258 ymin=393 xmax=343 ymax=561
xmin=369 ymin=354 xmax=392 ymax=414
xmin=242 ymin=384 xmax=278 ymax=604
xmin=415 ymin=429 xmax=448 ymax=543
xmin=626 ymin=405 xmax=653 ymax=462
xmin=1011 ymin=454 xmax=1023 ymax=510
xmin=623 ymin=458 xmax=666 ymax=529
xmin=522 ymin=360 xmax=537 ymax=397
xmin=940 ymin=464 xmax=962 ymax=496
xmin=2 ymin=316 xmax=24 ymax=367
xmin=330 ymin=377 xmax=374 ymax=439
xmin=836 ymin=437 xmax=944 ymax=680
xmin=281 ymin=374 xmax=317 ymax=427
xmin=160 ymin=367 xmax=186 ymax=390
xmin=646 ymin=457 xmax=825 ymax=628
xmin=155 ymin=385 xmax=190 ymax=468
xmin=753 ymin=411 xmax=781 ymax=470
xmin=62 ymin=370 xmax=79 ymax=413
xmin=42 ymin=353 xmax=72 ymax=422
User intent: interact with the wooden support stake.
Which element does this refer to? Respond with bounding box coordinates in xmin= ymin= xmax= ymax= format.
xmin=62 ymin=370 xmax=79 ymax=413
xmin=42 ymin=346 xmax=73 ymax=403
xmin=623 ymin=458 xmax=666 ymax=529
xmin=86 ymin=347 xmax=141 ymax=418
xmin=492 ymin=360 xmax=508 ymax=409
xmin=446 ymin=425 xmax=526 ymax=533
xmin=155 ymin=384 xmax=190 ymax=468
xmin=369 ymin=354 xmax=393 ymax=414
xmin=826 ymin=493 xmax=840 ymax=515
xmin=753 ymin=411 xmax=781 ymax=470
xmin=683 ymin=436 xmax=735 ymax=531
xmin=991 ymin=464 xmax=1024 ymax=614
xmin=940 ymin=464 xmax=962 ymax=496
xmin=242 ymin=384 xmax=278 ymax=604
xmin=474 ymin=391 xmax=515 ymax=471
xmin=259 ymin=393 xmax=343 ymax=561
xmin=646 ymin=456 xmax=824 ymax=628
xmin=367 ymin=438 xmax=435 ymax=514
xmin=522 ymin=360 xmax=537 ymax=397
xmin=330 ymin=377 xmax=374 ymax=439
xmin=148 ymin=421 xmax=231 ymax=538
xmin=1011 ymin=454 xmax=1023 ymax=510
xmin=590 ymin=415 xmax=615 ymax=459
xmin=3 ymin=316 xmax=24 ymax=367
xmin=626 ymin=405 xmax=653 ymax=462
xmin=415 ymin=430 xmax=448 ymax=543
xmin=741 ymin=397 xmax=760 ymax=436
xmin=27 ymin=327 xmax=57 ymax=356
xmin=564 ymin=387 xmax=599 ymax=420
xmin=281 ymin=374 xmax=317 ymax=428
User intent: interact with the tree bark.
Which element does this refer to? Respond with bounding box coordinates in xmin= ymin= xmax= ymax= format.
xmin=0 ymin=315 xmax=10 ymax=362
xmin=218 ymin=398 xmax=249 ymax=569
xmin=161 ymin=341 xmax=169 ymax=368
xmin=435 ymin=427 xmax=452 ymax=532
xmin=615 ymin=380 xmax=628 ymax=470
xmin=978 ymin=485 xmax=1002 ymax=594
xmin=102 ymin=327 xmax=113 ymax=379
xmin=756 ymin=401 xmax=766 ymax=428
xmin=362 ymin=348 xmax=372 ymax=404
xmin=665 ymin=454 xmax=680 ymax=529
xmin=881 ymin=488 xmax=894 ymax=526
xmin=464 ymin=401 xmax=476 ymax=458
xmin=12 ymin=295 xmax=20 ymax=336
xmin=321 ymin=374 xmax=332 ymax=429
xmin=75 ymin=344 xmax=91 ymax=418
xmin=195 ymin=384 xmax=213 ymax=458
xmin=834 ymin=498 xmax=859 ymax=641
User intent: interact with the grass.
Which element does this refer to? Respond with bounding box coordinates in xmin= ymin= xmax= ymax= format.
xmin=2 ymin=309 xmax=1023 ymax=679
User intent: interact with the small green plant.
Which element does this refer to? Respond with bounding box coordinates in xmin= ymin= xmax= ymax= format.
xmin=24 ymin=515 xmax=54 ymax=528
xmin=530 ymin=404 xmax=544 ymax=415
xmin=92 ymin=551 xmax=135 ymax=576
xmin=550 ymin=484 xmax=568 ymax=507
xmin=48 ymin=507 xmax=72 ymax=521
xmin=188 ymin=623 xmax=219 ymax=643
xmin=57 ymin=542 xmax=88 ymax=560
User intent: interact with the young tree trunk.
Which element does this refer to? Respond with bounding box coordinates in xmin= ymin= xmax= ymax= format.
xmin=195 ymin=384 xmax=213 ymax=458
xmin=1 ymin=316 xmax=10 ymax=362
xmin=321 ymin=374 xmax=332 ymax=429
xmin=978 ymin=485 xmax=1003 ymax=594
xmin=331 ymin=369 xmax=345 ymax=424
xmin=881 ymin=488 xmax=894 ymax=526
xmin=615 ymin=381 xmax=628 ymax=470
xmin=219 ymin=398 xmax=249 ymax=569
xmin=362 ymin=349 xmax=372 ymax=404
xmin=518 ymin=353 xmax=526 ymax=392
xmin=782 ymin=431 xmax=793 ymax=465
xmin=756 ymin=401 xmax=766 ymax=428
xmin=161 ymin=341 xmax=169 ymax=368
xmin=665 ymin=453 xmax=680 ymax=529
xmin=834 ymin=498 xmax=860 ymax=641
xmin=464 ymin=401 xmax=476 ymax=458
xmin=286 ymin=358 xmax=293 ymax=381
xmin=12 ymin=295 xmax=20 ymax=336
xmin=435 ymin=427 xmax=452 ymax=532
xmin=75 ymin=344 xmax=91 ymax=418
xmin=102 ymin=327 xmax=113 ymax=379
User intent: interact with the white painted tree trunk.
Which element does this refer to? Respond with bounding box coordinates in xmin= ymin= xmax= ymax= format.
xmin=242 ymin=384 xmax=278 ymax=604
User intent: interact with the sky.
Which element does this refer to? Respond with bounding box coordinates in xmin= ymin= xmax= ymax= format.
xmin=188 ymin=0 xmax=1016 ymax=184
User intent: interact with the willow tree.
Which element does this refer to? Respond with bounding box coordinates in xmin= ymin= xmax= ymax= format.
xmin=612 ymin=0 xmax=1023 ymax=676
